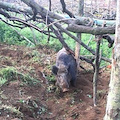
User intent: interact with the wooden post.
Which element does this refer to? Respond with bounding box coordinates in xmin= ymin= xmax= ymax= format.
xmin=93 ymin=35 xmax=101 ymax=106
xmin=75 ymin=0 xmax=84 ymax=71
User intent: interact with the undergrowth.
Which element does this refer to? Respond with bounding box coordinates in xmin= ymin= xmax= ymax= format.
xmin=0 ymin=67 xmax=40 ymax=86
xmin=0 ymin=105 xmax=23 ymax=118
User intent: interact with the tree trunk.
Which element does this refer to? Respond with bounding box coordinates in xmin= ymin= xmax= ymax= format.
xmin=75 ymin=0 xmax=84 ymax=70
xmin=104 ymin=0 xmax=120 ymax=119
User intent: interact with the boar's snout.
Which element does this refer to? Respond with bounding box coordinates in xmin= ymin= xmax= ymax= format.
xmin=56 ymin=78 xmax=70 ymax=92
xmin=62 ymin=88 xmax=69 ymax=92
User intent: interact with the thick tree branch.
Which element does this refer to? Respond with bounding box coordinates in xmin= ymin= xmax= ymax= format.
xmin=67 ymin=24 xmax=115 ymax=35
xmin=0 ymin=1 xmax=116 ymax=26
xmin=29 ymin=2 xmax=38 ymax=21
xmin=21 ymin=0 xmax=67 ymax=22
xmin=0 ymin=1 xmax=32 ymax=15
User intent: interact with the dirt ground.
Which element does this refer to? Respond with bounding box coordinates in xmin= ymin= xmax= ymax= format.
xmin=0 ymin=44 xmax=111 ymax=120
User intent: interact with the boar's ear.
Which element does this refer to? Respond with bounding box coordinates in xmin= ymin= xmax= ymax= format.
xmin=52 ymin=66 xmax=58 ymax=75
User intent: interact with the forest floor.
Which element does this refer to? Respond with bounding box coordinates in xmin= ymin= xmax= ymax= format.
xmin=0 ymin=44 xmax=111 ymax=120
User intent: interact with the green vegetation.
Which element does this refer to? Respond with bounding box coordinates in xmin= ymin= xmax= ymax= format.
xmin=0 ymin=66 xmax=40 ymax=86
xmin=0 ymin=105 xmax=23 ymax=117
xmin=0 ymin=21 xmax=113 ymax=66
xmin=0 ymin=22 xmax=26 ymax=45
xmin=0 ymin=77 xmax=7 ymax=87
xmin=0 ymin=67 xmax=16 ymax=81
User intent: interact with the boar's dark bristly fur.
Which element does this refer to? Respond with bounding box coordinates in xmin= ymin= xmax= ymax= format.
xmin=52 ymin=48 xmax=77 ymax=92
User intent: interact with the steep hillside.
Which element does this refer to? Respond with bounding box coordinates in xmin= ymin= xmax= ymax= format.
xmin=0 ymin=44 xmax=110 ymax=120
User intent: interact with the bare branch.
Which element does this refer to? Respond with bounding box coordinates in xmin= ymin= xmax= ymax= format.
xmin=0 ymin=17 xmax=23 ymax=28
xmin=60 ymin=0 xmax=75 ymax=18
xmin=49 ymin=0 xmax=52 ymax=11
xmin=9 ymin=17 xmax=57 ymax=38
xmin=47 ymin=0 xmax=52 ymax=43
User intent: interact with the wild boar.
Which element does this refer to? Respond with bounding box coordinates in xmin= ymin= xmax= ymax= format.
xmin=52 ymin=48 xmax=77 ymax=92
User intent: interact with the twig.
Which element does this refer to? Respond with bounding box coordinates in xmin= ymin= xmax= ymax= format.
xmin=0 ymin=17 xmax=23 ymax=29
xmin=41 ymin=18 xmax=75 ymax=31
xmin=49 ymin=0 xmax=52 ymax=11
xmin=83 ymin=35 xmax=93 ymax=54
xmin=9 ymin=17 xmax=57 ymax=38
xmin=47 ymin=0 xmax=52 ymax=43
xmin=30 ymin=27 xmax=37 ymax=45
